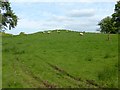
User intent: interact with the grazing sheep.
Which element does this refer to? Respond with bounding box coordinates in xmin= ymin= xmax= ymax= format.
xmin=80 ymin=32 xmax=83 ymax=36
xmin=57 ymin=30 xmax=60 ymax=33
xmin=47 ymin=31 xmax=51 ymax=34
xmin=66 ymin=30 xmax=69 ymax=32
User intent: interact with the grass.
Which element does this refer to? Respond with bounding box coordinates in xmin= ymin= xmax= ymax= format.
xmin=2 ymin=30 xmax=118 ymax=88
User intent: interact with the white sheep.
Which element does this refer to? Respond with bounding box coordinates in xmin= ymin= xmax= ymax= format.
xmin=66 ymin=30 xmax=69 ymax=32
xmin=47 ymin=31 xmax=51 ymax=34
xmin=57 ymin=30 xmax=60 ymax=33
xmin=80 ymin=32 xmax=83 ymax=36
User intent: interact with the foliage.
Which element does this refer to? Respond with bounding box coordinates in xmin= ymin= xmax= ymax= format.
xmin=98 ymin=1 xmax=120 ymax=34
xmin=0 ymin=0 xmax=18 ymax=31
xmin=98 ymin=16 xmax=117 ymax=34
xmin=112 ymin=0 xmax=120 ymax=33
xmin=19 ymin=32 xmax=26 ymax=35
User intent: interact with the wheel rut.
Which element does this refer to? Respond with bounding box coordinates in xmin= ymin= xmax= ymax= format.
xmin=14 ymin=56 xmax=57 ymax=88
xmin=47 ymin=62 xmax=104 ymax=88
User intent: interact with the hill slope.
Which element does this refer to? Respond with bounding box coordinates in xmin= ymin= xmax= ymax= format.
xmin=2 ymin=30 xmax=118 ymax=88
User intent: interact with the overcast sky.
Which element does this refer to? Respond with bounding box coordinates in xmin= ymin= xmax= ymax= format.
xmin=6 ymin=0 xmax=117 ymax=35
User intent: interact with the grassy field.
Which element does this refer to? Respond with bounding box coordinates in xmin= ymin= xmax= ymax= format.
xmin=2 ymin=30 xmax=118 ymax=88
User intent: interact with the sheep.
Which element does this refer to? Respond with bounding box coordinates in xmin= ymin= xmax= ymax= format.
xmin=47 ymin=31 xmax=51 ymax=34
xmin=66 ymin=30 xmax=69 ymax=32
xmin=79 ymin=32 xmax=83 ymax=36
xmin=57 ymin=30 xmax=60 ymax=33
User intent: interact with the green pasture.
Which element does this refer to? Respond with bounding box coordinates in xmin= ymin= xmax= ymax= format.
xmin=2 ymin=30 xmax=118 ymax=88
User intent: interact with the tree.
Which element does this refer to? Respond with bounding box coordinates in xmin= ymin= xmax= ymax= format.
xmin=98 ymin=16 xmax=116 ymax=34
xmin=0 ymin=0 xmax=18 ymax=31
xmin=98 ymin=16 xmax=117 ymax=40
xmin=112 ymin=0 xmax=120 ymax=33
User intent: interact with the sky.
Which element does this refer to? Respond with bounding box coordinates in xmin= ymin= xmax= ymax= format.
xmin=5 ymin=0 xmax=118 ymax=35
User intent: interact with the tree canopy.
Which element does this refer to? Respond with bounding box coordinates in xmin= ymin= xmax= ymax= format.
xmin=98 ymin=16 xmax=117 ymax=34
xmin=112 ymin=0 xmax=120 ymax=33
xmin=98 ymin=1 xmax=120 ymax=34
xmin=0 ymin=0 xmax=18 ymax=31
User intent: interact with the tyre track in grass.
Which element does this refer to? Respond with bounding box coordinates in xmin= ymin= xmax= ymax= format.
xmin=47 ymin=62 xmax=87 ymax=88
xmin=47 ymin=62 xmax=82 ymax=81
xmin=35 ymin=56 xmax=83 ymax=87
xmin=47 ymin=62 xmax=104 ymax=88
xmin=14 ymin=56 xmax=104 ymax=88
xmin=12 ymin=56 xmax=45 ymax=88
xmin=14 ymin=56 xmax=58 ymax=88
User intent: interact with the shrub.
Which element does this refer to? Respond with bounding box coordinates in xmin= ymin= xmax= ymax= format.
xmin=19 ymin=32 xmax=26 ymax=35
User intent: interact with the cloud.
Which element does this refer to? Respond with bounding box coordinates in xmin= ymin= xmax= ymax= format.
xmin=17 ymin=19 xmax=42 ymax=29
xmin=6 ymin=0 xmax=116 ymax=35
xmin=15 ymin=18 xmax=66 ymax=31
xmin=47 ymin=15 xmax=73 ymax=22
xmin=67 ymin=9 xmax=95 ymax=17
xmin=10 ymin=13 xmax=103 ymax=34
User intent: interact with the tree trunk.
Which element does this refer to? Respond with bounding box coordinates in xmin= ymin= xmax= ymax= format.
xmin=107 ymin=32 xmax=110 ymax=41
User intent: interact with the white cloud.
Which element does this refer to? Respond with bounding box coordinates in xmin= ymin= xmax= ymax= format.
xmin=48 ymin=15 xmax=73 ymax=22
xmin=67 ymin=9 xmax=95 ymax=17
xmin=15 ymin=18 xmax=66 ymax=31
xmin=6 ymin=0 xmax=116 ymax=35
xmin=9 ymin=12 xmax=104 ymax=34
xmin=17 ymin=19 xmax=41 ymax=29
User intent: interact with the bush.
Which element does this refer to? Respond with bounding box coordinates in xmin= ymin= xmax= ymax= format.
xmin=19 ymin=32 xmax=26 ymax=35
